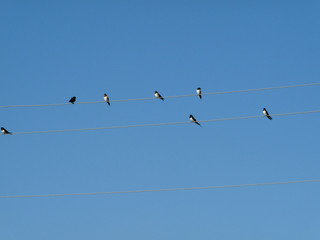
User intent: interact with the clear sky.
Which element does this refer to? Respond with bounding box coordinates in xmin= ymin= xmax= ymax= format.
xmin=1 ymin=1 xmax=320 ymax=239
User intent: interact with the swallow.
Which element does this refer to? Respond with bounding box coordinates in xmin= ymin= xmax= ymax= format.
xmin=154 ymin=91 xmax=164 ymax=101
xmin=104 ymin=93 xmax=110 ymax=106
xmin=197 ymin=87 xmax=202 ymax=99
xmin=263 ymin=108 xmax=272 ymax=120
xmin=69 ymin=96 xmax=76 ymax=104
xmin=1 ymin=127 xmax=12 ymax=135
xmin=189 ymin=114 xmax=201 ymax=126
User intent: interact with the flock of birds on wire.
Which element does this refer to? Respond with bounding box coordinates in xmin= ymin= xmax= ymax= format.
xmin=0 ymin=87 xmax=273 ymax=135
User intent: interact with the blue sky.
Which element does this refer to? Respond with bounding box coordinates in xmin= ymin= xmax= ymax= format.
xmin=1 ymin=1 xmax=320 ymax=239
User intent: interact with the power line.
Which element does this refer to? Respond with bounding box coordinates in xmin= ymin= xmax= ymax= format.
xmin=0 ymin=179 xmax=318 ymax=199
xmin=0 ymin=83 xmax=319 ymax=109
xmin=3 ymin=110 xmax=320 ymax=136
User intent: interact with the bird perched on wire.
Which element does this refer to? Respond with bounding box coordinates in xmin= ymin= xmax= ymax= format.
xmin=263 ymin=108 xmax=272 ymax=120
xmin=189 ymin=115 xmax=201 ymax=126
xmin=197 ymin=87 xmax=202 ymax=99
xmin=104 ymin=93 xmax=110 ymax=106
xmin=69 ymin=96 xmax=76 ymax=104
xmin=154 ymin=91 xmax=164 ymax=101
xmin=1 ymin=127 xmax=12 ymax=135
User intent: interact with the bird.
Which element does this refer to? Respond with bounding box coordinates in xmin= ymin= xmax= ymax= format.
xmin=104 ymin=93 xmax=110 ymax=106
xmin=1 ymin=127 xmax=12 ymax=135
xmin=69 ymin=96 xmax=76 ymax=104
xmin=189 ymin=114 xmax=201 ymax=126
xmin=263 ymin=108 xmax=272 ymax=120
xmin=197 ymin=87 xmax=202 ymax=99
xmin=154 ymin=91 xmax=164 ymax=101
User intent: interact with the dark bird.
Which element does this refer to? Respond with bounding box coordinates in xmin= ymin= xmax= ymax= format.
xmin=189 ymin=114 xmax=201 ymax=126
xmin=104 ymin=93 xmax=110 ymax=106
xmin=1 ymin=127 xmax=12 ymax=135
xmin=263 ymin=108 xmax=272 ymax=120
xmin=69 ymin=97 xmax=76 ymax=104
xmin=154 ymin=91 xmax=164 ymax=101
xmin=69 ymin=96 xmax=76 ymax=104
xmin=197 ymin=87 xmax=202 ymax=99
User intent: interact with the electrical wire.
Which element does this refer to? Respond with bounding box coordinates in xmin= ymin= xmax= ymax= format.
xmin=0 ymin=179 xmax=318 ymax=199
xmin=2 ymin=110 xmax=319 ymax=136
xmin=0 ymin=83 xmax=319 ymax=108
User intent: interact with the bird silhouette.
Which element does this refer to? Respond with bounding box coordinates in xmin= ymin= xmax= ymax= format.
xmin=1 ymin=127 xmax=12 ymax=135
xmin=263 ymin=108 xmax=272 ymax=120
xmin=154 ymin=91 xmax=164 ymax=101
xmin=189 ymin=114 xmax=201 ymax=126
xmin=69 ymin=96 xmax=76 ymax=104
xmin=104 ymin=93 xmax=110 ymax=106
xmin=197 ymin=87 xmax=202 ymax=99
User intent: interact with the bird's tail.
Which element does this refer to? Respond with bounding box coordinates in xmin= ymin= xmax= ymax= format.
xmin=107 ymin=102 xmax=110 ymax=106
xmin=267 ymin=115 xmax=272 ymax=120
xmin=195 ymin=121 xmax=201 ymax=127
xmin=160 ymin=97 xmax=164 ymax=101
xmin=199 ymin=95 xmax=202 ymax=99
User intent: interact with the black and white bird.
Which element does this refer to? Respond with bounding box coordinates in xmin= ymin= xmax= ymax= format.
xmin=1 ymin=127 xmax=12 ymax=135
xmin=263 ymin=108 xmax=272 ymax=120
xmin=189 ymin=114 xmax=201 ymax=126
xmin=104 ymin=93 xmax=110 ymax=106
xmin=69 ymin=96 xmax=76 ymax=104
xmin=197 ymin=87 xmax=202 ymax=99
xmin=154 ymin=91 xmax=164 ymax=101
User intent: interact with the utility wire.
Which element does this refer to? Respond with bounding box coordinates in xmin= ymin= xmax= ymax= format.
xmin=3 ymin=110 xmax=320 ymax=136
xmin=0 ymin=179 xmax=318 ymax=199
xmin=0 ymin=83 xmax=319 ymax=108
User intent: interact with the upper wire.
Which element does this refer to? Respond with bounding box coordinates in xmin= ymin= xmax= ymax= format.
xmin=0 ymin=83 xmax=319 ymax=108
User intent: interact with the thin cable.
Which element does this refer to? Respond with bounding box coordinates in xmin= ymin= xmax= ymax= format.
xmin=0 ymin=179 xmax=318 ymax=199
xmin=0 ymin=83 xmax=319 ymax=108
xmin=3 ymin=110 xmax=320 ymax=135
